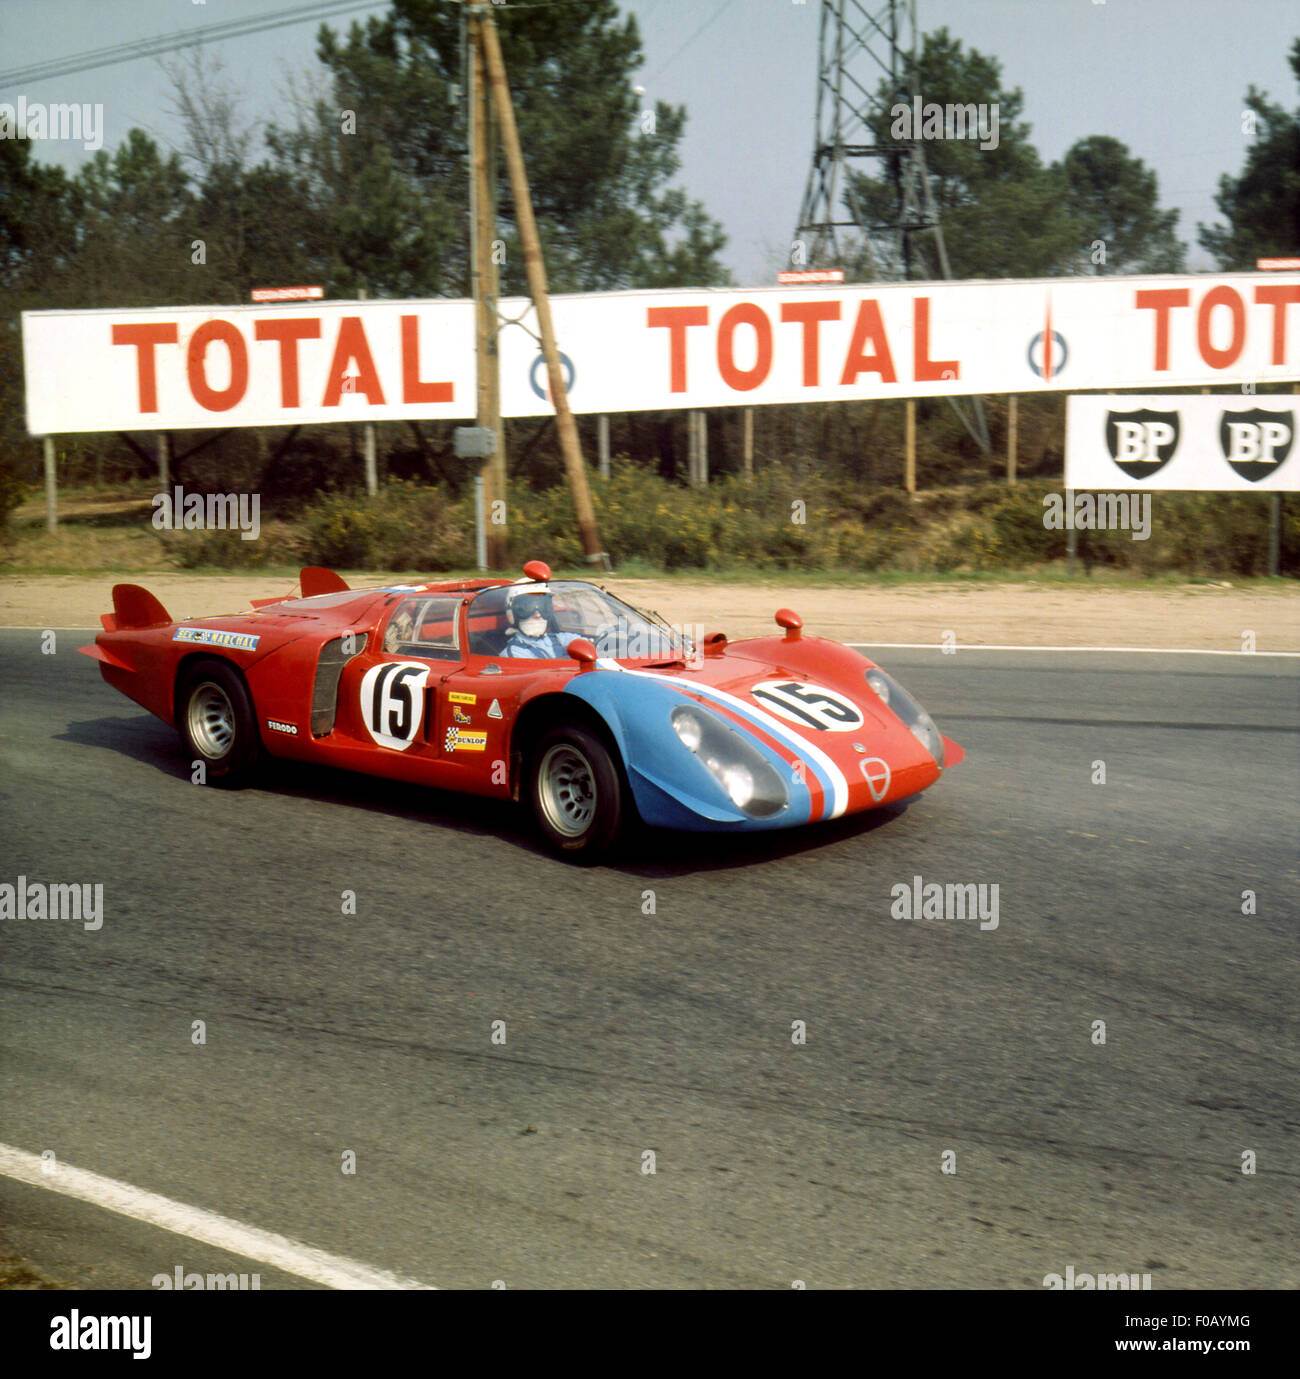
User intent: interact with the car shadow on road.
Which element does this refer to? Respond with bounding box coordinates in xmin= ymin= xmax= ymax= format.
xmin=610 ymin=800 xmax=916 ymax=878
xmin=60 ymin=713 xmax=920 ymax=872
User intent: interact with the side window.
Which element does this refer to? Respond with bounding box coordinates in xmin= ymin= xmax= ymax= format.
xmin=383 ymin=597 xmax=462 ymax=658
xmin=466 ymin=587 xmax=509 ymax=655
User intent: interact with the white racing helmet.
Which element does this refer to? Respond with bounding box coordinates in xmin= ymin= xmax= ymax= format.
xmin=505 ymin=580 xmax=555 ymax=635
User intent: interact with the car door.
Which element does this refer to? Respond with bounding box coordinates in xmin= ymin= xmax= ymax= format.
xmin=335 ymin=594 xmax=467 ymax=784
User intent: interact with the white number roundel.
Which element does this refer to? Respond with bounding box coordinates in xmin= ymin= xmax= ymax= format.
xmin=751 ymin=679 xmax=865 ymax=732
xmin=361 ymin=661 xmax=431 ymax=749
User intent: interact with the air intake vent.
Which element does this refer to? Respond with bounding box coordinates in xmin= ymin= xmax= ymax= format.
xmin=312 ymin=635 xmax=363 ymax=737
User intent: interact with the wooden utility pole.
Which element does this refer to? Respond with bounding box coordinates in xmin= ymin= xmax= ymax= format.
xmin=475 ymin=6 xmax=609 ymax=569
xmin=470 ymin=25 xmax=506 ymax=567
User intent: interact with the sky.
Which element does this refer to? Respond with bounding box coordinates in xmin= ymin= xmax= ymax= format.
xmin=1 ymin=0 xmax=1296 ymax=285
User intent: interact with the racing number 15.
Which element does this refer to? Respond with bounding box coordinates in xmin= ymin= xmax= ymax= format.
xmin=369 ymin=663 xmax=424 ymax=742
xmin=752 ymin=680 xmax=864 ymax=731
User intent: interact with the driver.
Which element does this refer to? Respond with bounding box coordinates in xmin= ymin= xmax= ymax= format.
xmin=383 ymin=603 xmax=416 ymax=653
xmin=503 ymin=586 xmax=567 ymax=659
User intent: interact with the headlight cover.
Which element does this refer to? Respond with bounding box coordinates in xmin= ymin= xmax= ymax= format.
xmin=671 ymin=706 xmax=788 ymax=816
xmin=864 ymin=668 xmax=945 ymax=767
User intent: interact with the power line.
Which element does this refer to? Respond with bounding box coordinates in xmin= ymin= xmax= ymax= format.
xmin=0 ymin=0 xmax=389 ymax=88
xmin=644 ymin=0 xmax=738 ymax=84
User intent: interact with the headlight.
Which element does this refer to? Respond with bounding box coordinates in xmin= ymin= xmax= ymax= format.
xmin=864 ymin=668 xmax=945 ymax=767
xmin=673 ymin=710 xmax=703 ymax=752
xmin=721 ymin=764 xmax=754 ymax=808
xmin=671 ymin=706 xmax=786 ymax=816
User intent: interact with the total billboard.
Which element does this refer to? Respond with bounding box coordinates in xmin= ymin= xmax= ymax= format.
xmin=20 ymin=273 xmax=1300 ymax=434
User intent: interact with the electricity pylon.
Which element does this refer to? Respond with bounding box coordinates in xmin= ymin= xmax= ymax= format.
xmin=793 ymin=0 xmax=990 ymax=452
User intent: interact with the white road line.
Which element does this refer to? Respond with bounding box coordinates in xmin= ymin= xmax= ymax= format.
xmin=846 ymin=642 xmax=1300 ymax=657
xmin=0 ymin=1143 xmax=435 ymax=1290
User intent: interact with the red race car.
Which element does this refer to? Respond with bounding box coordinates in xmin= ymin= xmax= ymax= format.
xmin=80 ymin=561 xmax=964 ymax=860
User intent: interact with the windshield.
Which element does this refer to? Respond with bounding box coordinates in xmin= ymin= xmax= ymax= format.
xmin=465 ymin=580 xmax=693 ymax=662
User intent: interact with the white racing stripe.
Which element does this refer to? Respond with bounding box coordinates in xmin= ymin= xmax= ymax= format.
xmin=605 ymin=662 xmax=851 ymax=819
xmin=0 ymin=1143 xmax=435 ymax=1290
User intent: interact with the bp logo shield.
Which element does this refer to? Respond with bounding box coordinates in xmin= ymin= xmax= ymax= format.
xmin=1219 ymin=409 xmax=1294 ymax=483
xmin=1104 ymin=409 xmax=1180 ymax=480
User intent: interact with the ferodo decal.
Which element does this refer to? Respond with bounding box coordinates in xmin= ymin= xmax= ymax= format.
xmin=360 ymin=661 xmax=431 ymax=750
xmin=751 ymin=680 xmax=864 ymax=732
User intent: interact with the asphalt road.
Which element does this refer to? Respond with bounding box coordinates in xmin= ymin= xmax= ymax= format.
xmin=1 ymin=629 xmax=1297 ymax=1289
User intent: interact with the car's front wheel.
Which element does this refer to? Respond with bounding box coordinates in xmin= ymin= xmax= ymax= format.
xmin=528 ymin=723 xmax=624 ymax=861
xmin=177 ymin=660 xmax=261 ymax=787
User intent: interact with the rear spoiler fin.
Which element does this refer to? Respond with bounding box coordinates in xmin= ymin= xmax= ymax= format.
xmin=111 ymin=584 xmax=171 ymax=630
xmin=300 ymin=567 xmax=349 ymax=598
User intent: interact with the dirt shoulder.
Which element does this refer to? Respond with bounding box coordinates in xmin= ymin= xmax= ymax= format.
xmin=2 ymin=572 xmax=1297 ymax=652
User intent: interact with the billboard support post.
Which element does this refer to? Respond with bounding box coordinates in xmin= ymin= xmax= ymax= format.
xmin=357 ymin=290 xmax=378 ymax=496
xmin=474 ymin=473 xmax=487 ymax=572
xmin=43 ymin=436 xmax=57 ymax=532
xmin=1007 ymin=395 xmax=1018 ymax=485
xmin=597 ymin=414 xmax=610 ymax=480
xmin=904 ymin=398 xmax=916 ymax=497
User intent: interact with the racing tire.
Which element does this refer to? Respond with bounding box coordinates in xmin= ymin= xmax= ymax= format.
xmin=528 ymin=723 xmax=624 ymax=862
xmin=177 ymin=659 xmax=261 ymax=787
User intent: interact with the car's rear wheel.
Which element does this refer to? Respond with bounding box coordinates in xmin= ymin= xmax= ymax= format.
xmin=528 ymin=723 xmax=623 ymax=861
xmin=178 ymin=660 xmax=261 ymax=786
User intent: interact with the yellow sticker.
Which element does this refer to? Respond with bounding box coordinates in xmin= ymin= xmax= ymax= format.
xmin=444 ymin=728 xmax=487 ymax=752
xmin=448 ymin=692 xmax=477 ymax=705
